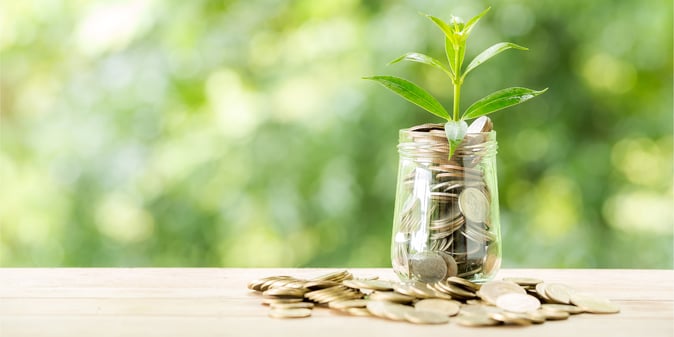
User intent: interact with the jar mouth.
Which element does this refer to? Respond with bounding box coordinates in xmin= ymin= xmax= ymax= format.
xmin=400 ymin=123 xmax=494 ymax=136
xmin=398 ymin=124 xmax=497 ymax=161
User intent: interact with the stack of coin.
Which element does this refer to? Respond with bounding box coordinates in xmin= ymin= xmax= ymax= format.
xmin=392 ymin=117 xmax=500 ymax=283
xmin=248 ymin=270 xmax=620 ymax=326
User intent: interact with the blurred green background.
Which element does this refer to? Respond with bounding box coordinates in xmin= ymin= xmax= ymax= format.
xmin=1 ymin=0 xmax=672 ymax=268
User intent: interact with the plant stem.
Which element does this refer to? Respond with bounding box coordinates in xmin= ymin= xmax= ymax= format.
xmin=452 ymin=79 xmax=461 ymax=121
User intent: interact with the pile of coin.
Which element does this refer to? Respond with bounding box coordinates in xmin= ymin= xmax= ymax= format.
xmin=392 ymin=117 xmax=500 ymax=283
xmin=248 ymin=270 xmax=620 ymax=326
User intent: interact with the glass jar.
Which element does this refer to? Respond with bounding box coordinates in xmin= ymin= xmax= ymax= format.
xmin=391 ymin=124 xmax=501 ymax=283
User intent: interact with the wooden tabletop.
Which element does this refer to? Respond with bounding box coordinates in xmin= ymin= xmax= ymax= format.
xmin=1 ymin=268 xmax=673 ymax=337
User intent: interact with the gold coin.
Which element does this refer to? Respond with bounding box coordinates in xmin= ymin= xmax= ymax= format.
xmin=345 ymin=307 xmax=372 ymax=316
xmin=489 ymin=311 xmax=532 ymax=326
xmin=268 ymin=308 xmax=312 ymax=319
xmin=495 ymin=293 xmax=541 ymax=313
xmin=311 ymin=270 xmax=352 ymax=282
xmin=524 ymin=310 xmax=546 ymax=324
xmin=545 ymin=283 xmax=574 ymax=304
xmin=342 ymin=279 xmax=394 ymax=291
xmin=368 ymin=291 xmax=415 ymax=303
xmin=478 ymin=280 xmax=525 ymax=305
xmin=435 ymin=280 xmax=477 ymax=299
xmin=447 ymin=276 xmax=481 ymax=291
xmin=394 ymin=282 xmax=437 ymax=299
xmin=460 ymin=303 xmax=503 ymax=316
xmin=535 ymin=282 xmax=552 ymax=302
xmin=303 ymin=280 xmax=341 ymax=289
xmin=263 ymin=287 xmax=308 ymax=298
xmin=404 ymin=310 xmax=450 ymax=324
xmin=328 ymin=299 xmax=369 ymax=310
xmin=414 ymin=299 xmax=461 ymax=316
xmin=502 ymin=277 xmax=543 ymax=286
xmin=541 ymin=303 xmax=584 ymax=314
xmin=261 ymin=298 xmax=303 ymax=306
xmin=248 ymin=276 xmax=293 ymax=291
xmin=539 ymin=308 xmax=570 ymax=320
xmin=458 ymin=187 xmax=489 ymax=223
xmin=366 ymin=301 xmax=413 ymax=321
xmin=454 ymin=313 xmax=500 ymax=327
xmin=570 ymin=293 xmax=620 ymax=314
xmin=270 ymin=302 xmax=314 ymax=309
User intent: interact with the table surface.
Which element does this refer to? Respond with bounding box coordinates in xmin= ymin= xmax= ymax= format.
xmin=1 ymin=268 xmax=673 ymax=337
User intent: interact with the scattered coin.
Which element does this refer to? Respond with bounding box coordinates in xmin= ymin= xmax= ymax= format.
xmin=270 ymin=302 xmax=314 ymax=309
xmin=345 ymin=307 xmax=372 ymax=316
xmin=447 ymin=276 xmax=481 ymax=291
xmin=404 ymin=310 xmax=450 ymax=324
xmin=268 ymin=308 xmax=312 ymax=319
xmin=545 ymin=283 xmax=574 ymax=304
xmin=495 ymin=293 xmax=541 ymax=313
xmin=524 ymin=310 xmax=547 ymax=324
xmin=535 ymin=282 xmax=553 ymax=302
xmin=367 ymin=301 xmax=413 ymax=321
xmin=539 ymin=308 xmax=570 ymax=320
xmin=261 ymin=298 xmax=303 ymax=306
xmin=478 ymin=280 xmax=525 ymax=305
xmin=368 ymin=291 xmax=415 ymax=303
xmin=455 ymin=314 xmax=500 ymax=327
xmin=489 ymin=311 xmax=532 ymax=326
xmin=570 ymin=293 xmax=620 ymax=314
xmin=343 ymin=279 xmax=394 ymax=291
xmin=262 ymin=287 xmax=307 ymax=298
xmin=249 ymin=270 xmax=620 ymax=327
xmin=329 ymin=299 xmax=369 ymax=310
xmin=414 ymin=299 xmax=461 ymax=316
xmin=541 ymin=303 xmax=584 ymax=314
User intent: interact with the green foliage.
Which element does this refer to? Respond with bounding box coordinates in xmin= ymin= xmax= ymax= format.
xmin=366 ymin=7 xmax=547 ymax=157
xmin=0 ymin=0 xmax=671 ymax=269
xmin=362 ymin=76 xmax=449 ymax=119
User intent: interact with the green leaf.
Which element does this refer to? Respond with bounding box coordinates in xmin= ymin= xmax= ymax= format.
xmin=445 ymin=37 xmax=465 ymax=80
xmin=462 ymin=87 xmax=548 ymax=120
xmin=364 ymin=75 xmax=450 ymax=120
xmin=426 ymin=15 xmax=454 ymax=41
xmin=463 ymin=42 xmax=528 ymax=79
xmin=389 ymin=52 xmax=453 ymax=78
xmin=444 ymin=120 xmax=467 ymax=159
xmin=463 ymin=7 xmax=491 ymax=37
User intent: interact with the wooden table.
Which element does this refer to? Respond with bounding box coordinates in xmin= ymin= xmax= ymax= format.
xmin=1 ymin=268 xmax=672 ymax=337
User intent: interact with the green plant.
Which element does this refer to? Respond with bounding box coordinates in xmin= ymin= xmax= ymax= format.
xmin=364 ymin=7 xmax=547 ymax=157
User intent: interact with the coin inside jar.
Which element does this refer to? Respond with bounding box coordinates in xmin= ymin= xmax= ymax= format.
xmin=458 ymin=187 xmax=490 ymax=223
xmin=409 ymin=252 xmax=448 ymax=283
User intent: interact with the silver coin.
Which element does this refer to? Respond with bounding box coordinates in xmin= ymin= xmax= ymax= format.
xmin=458 ymin=187 xmax=489 ymax=223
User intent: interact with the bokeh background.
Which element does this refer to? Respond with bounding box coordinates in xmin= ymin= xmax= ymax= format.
xmin=1 ymin=0 xmax=672 ymax=268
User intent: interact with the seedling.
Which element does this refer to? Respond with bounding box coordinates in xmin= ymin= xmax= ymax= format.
xmin=364 ymin=7 xmax=547 ymax=157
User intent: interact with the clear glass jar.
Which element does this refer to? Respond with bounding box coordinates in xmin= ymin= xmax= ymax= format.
xmin=391 ymin=124 xmax=501 ymax=283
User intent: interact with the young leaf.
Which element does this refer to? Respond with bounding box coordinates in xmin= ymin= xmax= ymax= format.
xmin=363 ymin=75 xmax=450 ymax=120
xmin=389 ymin=52 xmax=453 ymax=78
xmin=426 ymin=15 xmax=454 ymax=42
xmin=462 ymin=87 xmax=548 ymax=120
xmin=444 ymin=120 xmax=468 ymax=158
xmin=463 ymin=7 xmax=491 ymax=37
xmin=462 ymin=42 xmax=528 ymax=79
xmin=444 ymin=37 xmax=465 ymax=80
